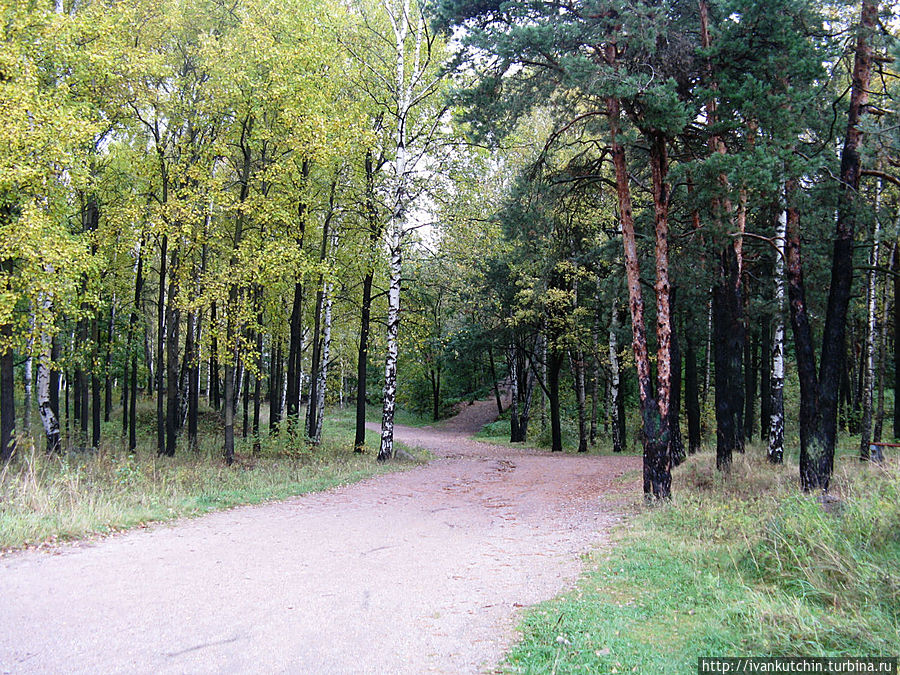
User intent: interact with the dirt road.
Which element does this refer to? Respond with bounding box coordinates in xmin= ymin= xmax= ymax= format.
xmin=0 ymin=401 xmax=639 ymax=674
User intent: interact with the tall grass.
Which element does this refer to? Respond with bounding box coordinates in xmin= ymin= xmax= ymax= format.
xmin=0 ymin=403 xmax=421 ymax=552
xmin=505 ymin=449 xmax=900 ymax=674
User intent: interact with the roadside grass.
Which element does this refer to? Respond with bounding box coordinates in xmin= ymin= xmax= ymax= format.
xmin=0 ymin=402 xmax=425 ymax=552
xmin=474 ymin=415 xmax=641 ymax=456
xmin=505 ymin=448 xmax=900 ymax=674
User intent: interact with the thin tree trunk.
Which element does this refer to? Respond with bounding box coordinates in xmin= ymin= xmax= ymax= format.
xmin=609 ymin=300 xmax=624 ymax=454
xmin=210 ymin=300 xmax=220 ymax=411
xmin=354 ymin=271 xmax=373 ymax=451
xmin=768 ymin=204 xmax=787 ymax=463
xmin=186 ymin=310 xmax=199 ymax=450
xmin=668 ymin=290 xmax=685 ymax=466
xmin=91 ymin=315 xmax=101 ymax=449
xmin=23 ymin=314 xmax=33 ymax=437
xmin=571 ymin=349 xmax=588 ymax=453
xmin=744 ymin=326 xmax=757 ymax=442
xmin=313 ymin=280 xmax=334 ymax=444
xmin=37 ymin=326 xmax=60 ymax=454
xmin=104 ymin=304 xmax=114 ymax=423
xmin=508 ymin=345 xmax=520 ymax=442
xmin=759 ymin=316 xmax=771 ymax=444
xmin=685 ymin=330 xmax=701 ymax=454
xmin=164 ymin=247 xmax=179 ymax=457
xmin=547 ymin=349 xmax=563 ymax=452
xmin=874 ymin=241 xmax=895 ymax=443
xmin=1 ymin=317 xmax=15 ymax=461
xmin=860 ymin=187 xmax=882 ymax=459
xmin=156 ymin=233 xmax=167 ymax=455
xmin=488 ymin=345 xmax=503 ymax=415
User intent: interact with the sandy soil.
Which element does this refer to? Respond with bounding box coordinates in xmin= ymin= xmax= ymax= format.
xmin=0 ymin=400 xmax=639 ymax=674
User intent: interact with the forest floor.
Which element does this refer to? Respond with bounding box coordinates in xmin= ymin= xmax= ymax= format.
xmin=0 ymin=397 xmax=640 ymax=674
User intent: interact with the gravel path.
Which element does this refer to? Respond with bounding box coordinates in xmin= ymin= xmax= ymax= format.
xmin=0 ymin=401 xmax=639 ymax=674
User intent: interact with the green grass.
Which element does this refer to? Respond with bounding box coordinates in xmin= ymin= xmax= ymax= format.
xmin=474 ymin=414 xmax=641 ymax=456
xmin=0 ymin=403 xmax=425 ymax=552
xmin=505 ymin=449 xmax=900 ymax=674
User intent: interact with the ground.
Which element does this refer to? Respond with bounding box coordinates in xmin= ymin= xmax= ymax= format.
xmin=0 ymin=399 xmax=639 ymax=674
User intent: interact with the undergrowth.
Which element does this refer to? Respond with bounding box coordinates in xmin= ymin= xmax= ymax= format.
xmin=505 ymin=450 xmax=900 ymax=674
xmin=0 ymin=407 xmax=422 ymax=552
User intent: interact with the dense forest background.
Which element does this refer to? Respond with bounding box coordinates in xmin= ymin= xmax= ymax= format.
xmin=1 ymin=0 xmax=898 ymax=499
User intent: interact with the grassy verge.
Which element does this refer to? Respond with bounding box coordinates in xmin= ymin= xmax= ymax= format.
xmin=505 ymin=450 xmax=900 ymax=674
xmin=0 ymin=407 xmax=424 ymax=552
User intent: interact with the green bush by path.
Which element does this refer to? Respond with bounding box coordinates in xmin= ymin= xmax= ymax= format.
xmin=505 ymin=452 xmax=900 ymax=674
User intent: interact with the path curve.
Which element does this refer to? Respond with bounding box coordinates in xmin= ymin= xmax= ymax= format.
xmin=1 ymin=401 xmax=639 ymax=674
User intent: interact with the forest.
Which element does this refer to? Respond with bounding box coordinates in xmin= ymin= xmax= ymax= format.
xmin=2 ymin=0 xmax=900 ymax=670
xmin=1 ymin=0 xmax=899 ymax=501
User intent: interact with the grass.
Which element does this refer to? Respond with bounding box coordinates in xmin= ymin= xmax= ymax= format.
xmin=474 ymin=413 xmax=641 ymax=456
xmin=504 ymin=448 xmax=900 ymax=674
xmin=0 ymin=402 xmax=426 ymax=552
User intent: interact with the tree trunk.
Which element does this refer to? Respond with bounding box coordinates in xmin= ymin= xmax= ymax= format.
xmin=608 ymin=300 xmax=624 ymax=454
xmin=306 ymin=204 xmax=332 ymax=441
xmin=713 ymin=245 xmax=745 ymax=471
xmin=860 ymin=190 xmax=882 ymax=460
xmin=378 ymin=221 xmax=403 ymax=461
xmin=156 ymin=233 xmax=167 ymax=455
xmin=186 ymin=310 xmax=199 ymax=450
xmin=269 ymin=340 xmax=283 ymax=432
xmin=744 ymin=326 xmax=757 ymax=442
xmin=684 ymin=330 xmax=701 ymax=454
xmin=23 ymin=315 xmax=33 ymax=437
xmin=210 ymin=301 xmax=220 ymax=411
xmin=37 ymin=328 xmax=61 ymax=454
xmin=793 ymin=0 xmax=875 ymax=490
xmin=354 ymin=270 xmax=374 ymax=451
xmin=759 ymin=316 xmax=771 ymax=444
xmin=894 ymin=244 xmax=900 ymax=439
xmin=571 ymin=349 xmax=588 ymax=453
xmin=768 ymin=204 xmax=787 ymax=463
xmin=1 ymin=320 xmax=15 ymax=461
xmin=253 ymin=326 xmax=262 ymax=453
xmin=313 ymin=280 xmax=334 ymax=444
xmin=508 ymin=345 xmax=520 ymax=442
xmin=164 ymin=247 xmax=179 ymax=457
xmin=668 ymin=291 xmax=685 ymax=466
xmin=488 ymin=345 xmax=503 ymax=415
xmin=547 ymin=348 xmax=563 ymax=452
xmin=104 ymin=304 xmax=114 ymax=423
xmin=605 ymin=67 xmax=669 ymax=495
xmin=874 ymin=241 xmax=895 ymax=443
xmin=91 ymin=315 xmax=101 ymax=449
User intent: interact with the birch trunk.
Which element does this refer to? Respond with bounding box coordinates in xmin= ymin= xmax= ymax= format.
xmin=608 ymin=300 xmax=623 ymax=454
xmin=859 ymin=182 xmax=881 ymax=460
xmin=313 ymin=280 xmax=334 ymax=444
xmin=36 ymin=295 xmax=60 ymax=453
xmin=768 ymin=204 xmax=787 ymax=463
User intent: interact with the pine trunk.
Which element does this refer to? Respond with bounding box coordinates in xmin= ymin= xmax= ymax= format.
xmin=684 ymin=331 xmax=701 ymax=454
xmin=713 ymin=245 xmax=745 ymax=471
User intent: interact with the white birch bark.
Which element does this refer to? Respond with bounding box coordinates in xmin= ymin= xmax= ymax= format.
xmin=379 ymin=0 xmax=414 ymax=460
xmin=860 ymin=180 xmax=882 ymax=458
xmin=608 ymin=301 xmax=623 ymax=453
xmin=36 ymin=290 xmax=60 ymax=453
xmin=767 ymin=202 xmax=787 ymax=462
xmin=23 ymin=312 xmax=34 ymax=437
xmin=313 ymin=280 xmax=334 ymax=443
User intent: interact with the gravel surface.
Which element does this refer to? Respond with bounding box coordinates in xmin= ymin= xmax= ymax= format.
xmin=0 ymin=400 xmax=639 ymax=674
